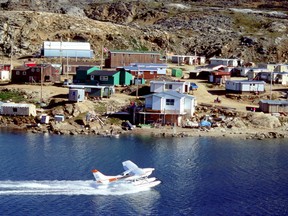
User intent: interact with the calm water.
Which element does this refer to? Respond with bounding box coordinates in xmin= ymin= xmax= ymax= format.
xmin=0 ymin=129 xmax=288 ymax=216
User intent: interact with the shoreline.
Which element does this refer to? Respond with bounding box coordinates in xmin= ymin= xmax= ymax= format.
xmin=129 ymin=126 xmax=288 ymax=140
xmin=1 ymin=123 xmax=286 ymax=140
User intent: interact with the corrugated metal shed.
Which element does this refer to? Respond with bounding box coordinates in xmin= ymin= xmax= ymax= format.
xmin=43 ymin=41 xmax=94 ymax=58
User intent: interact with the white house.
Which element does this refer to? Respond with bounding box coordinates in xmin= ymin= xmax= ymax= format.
xmin=150 ymin=81 xmax=190 ymax=93
xmin=0 ymin=70 xmax=10 ymax=80
xmin=225 ymin=80 xmax=265 ymax=93
xmin=142 ymin=91 xmax=196 ymax=126
xmin=170 ymin=55 xmax=206 ymax=65
xmin=1 ymin=103 xmax=36 ymax=116
xmin=274 ymin=64 xmax=288 ymax=72
xmin=275 ymin=72 xmax=288 ymax=85
xmin=209 ymin=57 xmax=242 ymax=67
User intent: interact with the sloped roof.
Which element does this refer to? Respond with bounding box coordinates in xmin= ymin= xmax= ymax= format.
xmin=109 ymin=50 xmax=160 ymax=55
xmin=89 ymin=70 xmax=119 ymax=76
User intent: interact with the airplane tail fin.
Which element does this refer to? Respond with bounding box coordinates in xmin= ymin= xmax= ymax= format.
xmin=91 ymin=169 xmax=107 ymax=182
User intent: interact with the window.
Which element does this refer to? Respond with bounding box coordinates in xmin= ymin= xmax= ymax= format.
xmin=13 ymin=108 xmax=17 ymax=112
xmin=36 ymin=68 xmax=40 ymax=72
xmin=165 ymin=84 xmax=172 ymax=89
xmin=166 ymin=99 xmax=175 ymax=106
xmin=31 ymin=68 xmax=35 ymax=72
xmin=150 ymin=71 xmax=154 ymax=74
xmin=23 ymin=71 xmax=26 ymax=75
xmin=91 ymin=75 xmax=94 ymax=80
xmin=16 ymin=71 xmax=20 ymax=75
xmin=100 ymin=76 xmax=108 ymax=81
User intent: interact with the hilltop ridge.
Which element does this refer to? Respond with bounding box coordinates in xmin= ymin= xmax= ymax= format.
xmin=0 ymin=0 xmax=287 ymax=63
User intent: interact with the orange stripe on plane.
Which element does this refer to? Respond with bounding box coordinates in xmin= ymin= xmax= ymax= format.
xmin=108 ymin=178 xmax=118 ymax=182
xmin=92 ymin=169 xmax=98 ymax=173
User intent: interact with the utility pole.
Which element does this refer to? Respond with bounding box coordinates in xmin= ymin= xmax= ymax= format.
xmin=270 ymin=71 xmax=273 ymax=100
xmin=101 ymin=45 xmax=103 ymax=69
xmin=10 ymin=35 xmax=14 ymax=80
xmin=136 ymin=66 xmax=139 ymax=99
xmin=40 ymin=65 xmax=43 ymax=102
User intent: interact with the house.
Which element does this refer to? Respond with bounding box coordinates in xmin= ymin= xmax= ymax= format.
xmin=62 ymin=61 xmax=98 ymax=75
xmin=274 ymin=64 xmax=288 ymax=73
xmin=258 ymin=63 xmax=288 ymax=72
xmin=208 ymin=71 xmax=231 ymax=84
xmin=0 ymin=70 xmax=10 ymax=81
xmin=259 ymin=100 xmax=288 ymax=113
xmin=11 ymin=64 xmax=60 ymax=83
xmin=68 ymin=85 xmax=115 ymax=98
xmin=119 ymin=63 xmax=167 ymax=79
xmin=247 ymin=68 xmax=271 ymax=80
xmin=209 ymin=57 xmax=242 ymax=67
xmin=225 ymin=80 xmax=265 ymax=94
xmin=140 ymin=91 xmax=196 ymax=126
xmin=105 ymin=50 xmax=162 ymax=68
xmin=1 ymin=103 xmax=36 ymax=116
xmin=170 ymin=55 xmax=206 ymax=65
xmin=275 ymin=72 xmax=288 ymax=85
xmin=150 ymin=81 xmax=190 ymax=93
xmin=75 ymin=66 xmax=100 ymax=83
xmin=87 ymin=70 xmax=133 ymax=86
xmin=190 ymin=65 xmax=227 ymax=79
xmin=42 ymin=41 xmax=94 ymax=59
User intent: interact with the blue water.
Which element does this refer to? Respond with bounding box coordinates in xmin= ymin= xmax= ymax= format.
xmin=0 ymin=129 xmax=288 ymax=216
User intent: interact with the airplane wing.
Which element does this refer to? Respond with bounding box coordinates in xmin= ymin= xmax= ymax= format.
xmin=122 ymin=160 xmax=145 ymax=176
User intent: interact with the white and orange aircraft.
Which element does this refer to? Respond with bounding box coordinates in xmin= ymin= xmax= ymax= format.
xmin=92 ymin=160 xmax=161 ymax=188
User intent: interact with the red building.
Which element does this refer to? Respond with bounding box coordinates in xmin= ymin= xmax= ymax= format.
xmin=105 ymin=50 xmax=162 ymax=68
xmin=11 ymin=64 xmax=60 ymax=83
xmin=0 ymin=64 xmax=11 ymax=71
xmin=209 ymin=71 xmax=231 ymax=84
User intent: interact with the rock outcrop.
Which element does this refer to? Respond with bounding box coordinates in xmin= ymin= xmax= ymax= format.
xmin=0 ymin=1 xmax=288 ymax=63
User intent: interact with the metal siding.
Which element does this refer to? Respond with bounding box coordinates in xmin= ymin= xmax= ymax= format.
xmin=107 ymin=52 xmax=161 ymax=68
xmin=44 ymin=50 xmax=93 ymax=58
xmin=113 ymin=73 xmax=120 ymax=85
xmin=125 ymin=72 xmax=132 ymax=85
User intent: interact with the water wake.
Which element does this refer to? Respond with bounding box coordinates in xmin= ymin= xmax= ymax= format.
xmin=0 ymin=180 xmax=151 ymax=196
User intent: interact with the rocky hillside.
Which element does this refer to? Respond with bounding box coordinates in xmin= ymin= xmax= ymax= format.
xmin=0 ymin=0 xmax=288 ymax=63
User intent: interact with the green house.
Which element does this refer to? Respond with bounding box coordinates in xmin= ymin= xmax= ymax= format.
xmin=87 ymin=70 xmax=132 ymax=86
xmin=76 ymin=66 xmax=100 ymax=83
xmin=172 ymin=68 xmax=183 ymax=77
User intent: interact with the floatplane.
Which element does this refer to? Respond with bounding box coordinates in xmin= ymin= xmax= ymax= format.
xmin=92 ymin=160 xmax=161 ymax=188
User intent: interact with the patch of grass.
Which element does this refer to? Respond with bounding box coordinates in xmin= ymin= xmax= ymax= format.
xmin=106 ymin=117 xmax=122 ymax=125
xmin=0 ymin=91 xmax=26 ymax=103
xmin=94 ymin=102 xmax=107 ymax=114
xmin=227 ymin=11 xmax=268 ymax=34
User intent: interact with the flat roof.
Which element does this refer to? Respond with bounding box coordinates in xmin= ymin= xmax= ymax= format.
xmin=226 ymin=80 xmax=266 ymax=84
xmin=89 ymin=70 xmax=118 ymax=76
xmin=69 ymin=85 xmax=113 ymax=89
xmin=109 ymin=50 xmax=160 ymax=55
xmin=260 ymin=100 xmax=288 ymax=105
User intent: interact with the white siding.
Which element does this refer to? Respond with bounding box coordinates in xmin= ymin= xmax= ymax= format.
xmin=1 ymin=103 xmax=36 ymax=116
xmin=241 ymin=83 xmax=265 ymax=92
xmin=0 ymin=70 xmax=9 ymax=80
